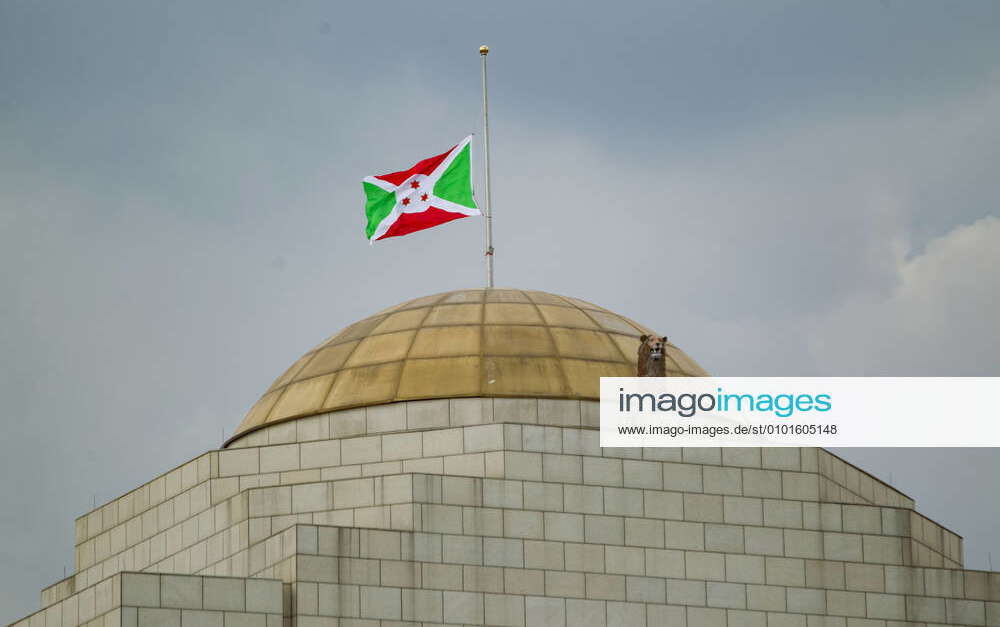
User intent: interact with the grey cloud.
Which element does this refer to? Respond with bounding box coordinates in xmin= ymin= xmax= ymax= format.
xmin=812 ymin=215 xmax=1000 ymax=375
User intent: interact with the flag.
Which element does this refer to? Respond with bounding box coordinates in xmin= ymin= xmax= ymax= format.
xmin=361 ymin=136 xmax=481 ymax=242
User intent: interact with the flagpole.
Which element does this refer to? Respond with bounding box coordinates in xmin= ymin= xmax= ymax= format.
xmin=480 ymin=44 xmax=495 ymax=288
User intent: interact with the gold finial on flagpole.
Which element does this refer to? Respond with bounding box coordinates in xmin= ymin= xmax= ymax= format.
xmin=479 ymin=45 xmax=489 ymax=55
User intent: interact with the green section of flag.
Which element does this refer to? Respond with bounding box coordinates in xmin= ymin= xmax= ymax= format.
xmin=432 ymin=143 xmax=477 ymax=209
xmin=363 ymin=182 xmax=396 ymax=239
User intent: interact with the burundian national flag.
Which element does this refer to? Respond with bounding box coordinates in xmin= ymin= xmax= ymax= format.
xmin=362 ymin=136 xmax=481 ymax=242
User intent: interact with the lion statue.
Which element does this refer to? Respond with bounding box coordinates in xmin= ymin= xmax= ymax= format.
xmin=637 ymin=334 xmax=668 ymax=377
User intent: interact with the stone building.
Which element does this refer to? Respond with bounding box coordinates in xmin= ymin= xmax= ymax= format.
xmin=9 ymin=289 xmax=999 ymax=627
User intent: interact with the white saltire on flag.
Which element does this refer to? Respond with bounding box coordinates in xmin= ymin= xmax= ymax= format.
xmin=361 ymin=136 xmax=480 ymax=242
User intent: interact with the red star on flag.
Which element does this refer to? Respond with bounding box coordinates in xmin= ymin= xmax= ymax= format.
xmin=401 ymin=197 xmax=410 ymax=206
xmin=410 ymin=180 xmax=420 ymax=189
xmin=421 ymin=193 xmax=428 ymax=201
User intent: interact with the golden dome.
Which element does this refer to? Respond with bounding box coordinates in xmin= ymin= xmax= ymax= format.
xmin=230 ymin=288 xmax=707 ymax=442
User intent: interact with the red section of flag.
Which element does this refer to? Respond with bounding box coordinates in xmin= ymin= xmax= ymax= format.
xmin=374 ymin=143 xmax=457 ymax=187
xmin=375 ymin=206 xmax=470 ymax=240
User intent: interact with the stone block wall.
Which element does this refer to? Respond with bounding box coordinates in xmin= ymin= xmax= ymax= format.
xmin=11 ymin=573 xmax=281 ymax=627
xmin=269 ymin=523 xmax=1000 ymax=627
xmin=13 ymin=397 xmax=983 ymax=626
xmin=62 ymin=401 xmax=961 ymax=602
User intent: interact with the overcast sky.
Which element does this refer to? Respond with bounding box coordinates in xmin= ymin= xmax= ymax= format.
xmin=2 ymin=1 xmax=999 ymax=621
